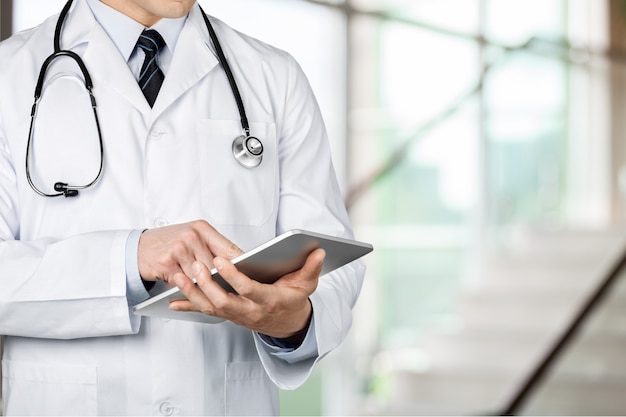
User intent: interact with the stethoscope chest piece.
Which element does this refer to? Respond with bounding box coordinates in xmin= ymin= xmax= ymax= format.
xmin=232 ymin=135 xmax=263 ymax=168
xmin=29 ymin=1 xmax=264 ymax=198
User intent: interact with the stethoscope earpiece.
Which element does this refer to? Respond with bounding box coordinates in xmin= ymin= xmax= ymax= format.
xmin=232 ymin=135 xmax=263 ymax=168
xmin=54 ymin=182 xmax=79 ymax=197
xmin=27 ymin=1 xmax=263 ymax=199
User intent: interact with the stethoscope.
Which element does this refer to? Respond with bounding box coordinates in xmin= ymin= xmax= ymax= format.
xmin=26 ymin=0 xmax=263 ymax=198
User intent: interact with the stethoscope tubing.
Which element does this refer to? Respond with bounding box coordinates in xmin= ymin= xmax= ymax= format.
xmin=25 ymin=0 xmax=261 ymax=198
xmin=199 ymin=5 xmax=251 ymax=138
xmin=26 ymin=48 xmax=104 ymax=198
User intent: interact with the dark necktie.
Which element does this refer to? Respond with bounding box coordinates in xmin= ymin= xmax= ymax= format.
xmin=136 ymin=29 xmax=165 ymax=107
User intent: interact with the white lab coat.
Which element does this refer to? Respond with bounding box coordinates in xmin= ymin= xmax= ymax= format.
xmin=0 ymin=1 xmax=365 ymax=415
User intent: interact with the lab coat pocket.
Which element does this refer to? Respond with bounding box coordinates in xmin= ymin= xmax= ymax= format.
xmin=224 ymin=361 xmax=278 ymax=416
xmin=2 ymin=360 xmax=97 ymax=416
xmin=197 ymin=120 xmax=277 ymax=226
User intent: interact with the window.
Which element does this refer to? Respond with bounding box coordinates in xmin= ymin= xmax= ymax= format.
xmin=8 ymin=1 xmax=610 ymax=415
xmin=339 ymin=0 xmax=609 ymax=414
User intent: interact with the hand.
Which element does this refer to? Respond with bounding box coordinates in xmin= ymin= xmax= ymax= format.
xmin=169 ymin=248 xmax=326 ymax=339
xmin=138 ymin=220 xmax=243 ymax=285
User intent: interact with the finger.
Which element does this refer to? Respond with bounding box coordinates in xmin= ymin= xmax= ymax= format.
xmin=176 ymin=255 xmax=202 ymax=285
xmin=195 ymin=221 xmax=244 ymax=259
xmin=179 ymin=260 xmax=251 ymax=319
xmin=192 ymin=249 xmax=216 ymax=281
xmin=138 ymin=227 xmax=200 ymax=283
xmin=169 ymin=270 xmax=219 ymax=316
xmin=200 ymin=259 xmax=266 ymax=319
xmin=168 ymin=299 xmax=198 ymax=312
xmin=281 ymin=248 xmax=326 ymax=290
xmin=182 ymin=222 xmax=242 ymax=282
xmin=213 ymin=256 xmax=269 ymax=303
xmin=300 ymin=248 xmax=326 ymax=278
xmin=168 ymin=274 xmax=199 ymax=310
xmin=170 ymin=225 xmax=216 ymax=280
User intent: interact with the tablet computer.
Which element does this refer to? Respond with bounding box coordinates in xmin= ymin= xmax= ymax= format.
xmin=132 ymin=229 xmax=373 ymax=324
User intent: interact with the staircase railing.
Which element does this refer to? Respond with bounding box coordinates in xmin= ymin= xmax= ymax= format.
xmin=500 ymin=234 xmax=626 ymax=415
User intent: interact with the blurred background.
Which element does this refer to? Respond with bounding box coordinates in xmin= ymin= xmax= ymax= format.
xmin=3 ymin=0 xmax=626 ymax=415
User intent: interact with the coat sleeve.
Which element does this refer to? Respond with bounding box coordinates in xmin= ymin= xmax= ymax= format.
xmin=254 ymin=54 xmax=366 ymax=389
xmin=0 ymin=114 xmax=140 ymax=340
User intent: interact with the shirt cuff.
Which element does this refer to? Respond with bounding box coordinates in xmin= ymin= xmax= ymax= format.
xmin=125 ymin=229 xmax=150 ymax=305
xmin=255 ymin=315 xmax=319 ymax=364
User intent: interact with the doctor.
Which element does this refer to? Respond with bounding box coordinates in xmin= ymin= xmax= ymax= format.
xmin=0 ymin=0 xmax=365 ymax=415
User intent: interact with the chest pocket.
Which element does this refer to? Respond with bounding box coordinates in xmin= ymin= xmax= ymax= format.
xmin=197 ymin=120 xmax=277 ymax=226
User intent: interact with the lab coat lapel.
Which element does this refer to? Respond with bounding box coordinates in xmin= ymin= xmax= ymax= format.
xmin=63 ymin=0 xmax=150 ymax=113
xmin=150 ymin=7 xmax=220 ymax=118
xmin=62 ymin=0 xmax=219 ymax=116
xmin=83 ymin=28 xmax=150 ymax=112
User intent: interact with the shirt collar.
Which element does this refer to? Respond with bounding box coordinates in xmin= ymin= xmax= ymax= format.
xmin=85 ymin=0 xmax=187 ymax=61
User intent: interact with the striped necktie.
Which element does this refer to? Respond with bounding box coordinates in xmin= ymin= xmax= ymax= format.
xmin=136 ymin=29 xmax=165 ymax=107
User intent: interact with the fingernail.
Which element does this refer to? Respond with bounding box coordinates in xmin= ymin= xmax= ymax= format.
xmin=319 ymin=250 xmax=326 ymax=264
xmin=214 ymin=257 xmax=224 ymax=270
xmin=193 ymin=261 xmax=202 ymax=275
xmin=174 ymin=275 xmax=186 ymax=288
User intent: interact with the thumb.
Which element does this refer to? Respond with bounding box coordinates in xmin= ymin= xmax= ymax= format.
xmin=293 ymin=248 xmax=325 ymax=285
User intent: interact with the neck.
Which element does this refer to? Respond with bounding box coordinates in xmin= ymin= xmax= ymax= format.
xmin=98 ymin=0 xmax=162 ymax=27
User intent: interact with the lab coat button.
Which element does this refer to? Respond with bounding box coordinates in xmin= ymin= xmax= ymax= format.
xmin=154 ymin=217 xmax=168 ymax=227
xmin=159 ymin=402 xmax=175 ymax=416
xmin=151 ymin=129 xmax=166 ymax=140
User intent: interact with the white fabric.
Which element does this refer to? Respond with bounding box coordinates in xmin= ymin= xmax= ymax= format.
xmin=0 ymin=1 xmax=365 ymax=415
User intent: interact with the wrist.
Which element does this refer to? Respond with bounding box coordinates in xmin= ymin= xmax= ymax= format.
xmin=274 ymin=299 xmax=313 ymax=346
